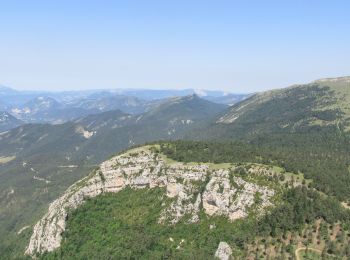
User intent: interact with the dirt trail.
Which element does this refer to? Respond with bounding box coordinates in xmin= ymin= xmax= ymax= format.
xmin=295 ymin=247 xmax=322 ymax=260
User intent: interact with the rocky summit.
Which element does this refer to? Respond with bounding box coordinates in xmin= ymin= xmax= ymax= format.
xmin=26 ymin=145 xmax=275 ymax=256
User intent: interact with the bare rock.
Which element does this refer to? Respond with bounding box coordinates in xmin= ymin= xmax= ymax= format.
xmin=215 ymin=242 xmax=232 ymax=260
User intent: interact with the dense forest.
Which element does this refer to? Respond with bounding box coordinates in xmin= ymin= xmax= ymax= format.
xmin=42 ymin=186 xmax=350 ymax=259
xmin=160 ymin=126 xmax=350 ymax=202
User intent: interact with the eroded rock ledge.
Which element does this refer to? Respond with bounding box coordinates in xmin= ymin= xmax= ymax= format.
xmin=25 ymin=146 xmax=275 ymax=256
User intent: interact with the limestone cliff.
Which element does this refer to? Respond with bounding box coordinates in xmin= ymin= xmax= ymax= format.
xmin=25 ymin=146 xmax=275 ymax=256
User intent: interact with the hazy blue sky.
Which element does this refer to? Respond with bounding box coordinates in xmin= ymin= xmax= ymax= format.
xmin=0 ymin=0 xmax=349 ymax=92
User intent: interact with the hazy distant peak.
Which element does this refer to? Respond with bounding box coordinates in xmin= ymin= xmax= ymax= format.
xmin=28 ymin=96 xmax=61 ymax=108
xmin=0 ymin=85 xmax=12 ymax=90
xmin=0 ymin=111 xmax=12 ymax=120
xmin=0 ymin=111 xmax=23 ymax=131
xmin=193 ymin=89 xmax=208 ymax=97
xmin=159 ymin=93 xmax=200 ymax=104
xmin=0 ymin=85 xmax=17 ymax=95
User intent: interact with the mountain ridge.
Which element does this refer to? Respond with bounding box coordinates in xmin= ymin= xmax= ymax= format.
xmin=0 ymin=111 xmax=23 ymax=132
xmin=214 ymin=77 xmax=350 ymax=136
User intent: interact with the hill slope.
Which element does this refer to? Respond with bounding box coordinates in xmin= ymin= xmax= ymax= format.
xmin=215 ymin=77 xmax=350 ymax=137
xmin=0 ymin=111 xmax=23 ymax=131
xmin=183 ymin=77 xmax=350 ymax=205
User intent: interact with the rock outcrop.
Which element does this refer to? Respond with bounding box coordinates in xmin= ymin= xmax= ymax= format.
xmin=215 ymin=241 xmax=233 ymax=260
xmin=25 ymin=146 xmax=275 ymax=256
xmin=202 ymin=169 xmax=274 ymax=220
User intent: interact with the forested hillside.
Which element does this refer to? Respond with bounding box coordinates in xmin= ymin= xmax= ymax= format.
xmin=34 ymin=143 xmax=350 ymax=259
xmin=193 ymin=78 xmax=350 ymax=140
xmin=161 ymin=126 xmax=350 ymax=202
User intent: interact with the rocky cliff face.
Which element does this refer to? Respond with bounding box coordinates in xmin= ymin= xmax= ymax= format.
xmin=25 ymin=146 xmax=275 ymax=256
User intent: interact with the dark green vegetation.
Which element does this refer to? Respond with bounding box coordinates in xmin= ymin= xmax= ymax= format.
xmin=42 ymin=186 xmax=350 ymax=259
xmin=0 ymin=162 xmax=93 ymax=260
xmin=259 ymin=187 xmax=350 ymax=236
xmin=160 ymin=126 xmax=350 ymax=203
xmin=189 ymin=84 xmax=347 ymax=141
xmin=249 ymin=217 xmax=350 ymax=259
xmin=225 ymin=85 xmax=342 ymax=135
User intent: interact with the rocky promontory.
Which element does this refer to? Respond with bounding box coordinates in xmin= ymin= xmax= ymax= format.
xmin=26 ymin=146 xmax=275 ymax=256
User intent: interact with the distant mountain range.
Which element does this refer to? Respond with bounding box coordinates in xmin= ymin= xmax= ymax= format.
xmin=0 ymin=94 xmax=225 ymax=164
xmin=0 ymin=85 xmax=248 ymax=127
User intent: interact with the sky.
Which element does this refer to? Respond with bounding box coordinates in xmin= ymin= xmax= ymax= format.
xmin=0 ymin=0 xmax=349 ymax=93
